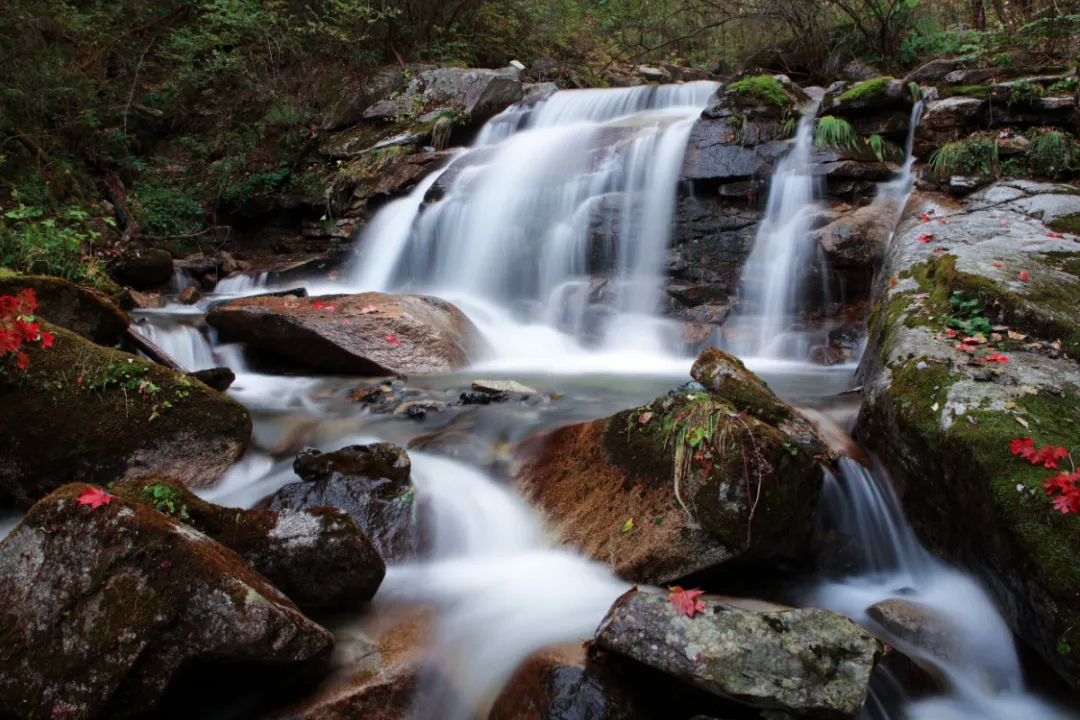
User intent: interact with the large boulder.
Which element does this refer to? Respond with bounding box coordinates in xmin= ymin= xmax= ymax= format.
xmin=0 ymin=273 xmax=128 ymax=346
xmin=595 ymin=590 xmax=883 ymax=718
xmin=363 ymin=66 xmax=524 ymax=126
xmin=114 ymin=476 xmax=385 ymax=608
xmin=206 ymin=292 xmax=484 ymax=376
xmin=0 ymin=484 xmax=333 ymax=719
xmin=107 ymin=248 xmax=174 ymax=290
xmin=0 ymin=322 xmax=251 ymax=507
xmin=856 ymin=182 xmax=1080 ymax=688
xmin=269 ymin=443 xmax=419 ymax=562
xmin=514 ymin=348 xmax=829 ymax=584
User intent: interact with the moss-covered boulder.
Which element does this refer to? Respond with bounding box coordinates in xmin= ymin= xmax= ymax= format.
xmin=595 ymin=590 xmax=883 ymax=718
xmin=514 ymin=348 xmax=830 ymax=584
xmin=0 ymin=321 xmax=251 ymax=507
xmin=0 ymin=484 xmax=333 ymax=720
xmin=206 ymin=292 xmax=484 ymax=377
xmin=716 ymin=74 xmax=808 ymax=118
xmin=820 ymin=77 xmax=908 ymax=115
xmin=0 ymin=273 xmax=129 ymax=346
xmin=856 ymin=183 xmax=1080 ymax=688
xmin=114 ymin=476 xmax=385 ymax=608
xmin=107 ymin=247 xmax=174 ymax=290
xmin=269 ymin=443 xmax=418 ymax=562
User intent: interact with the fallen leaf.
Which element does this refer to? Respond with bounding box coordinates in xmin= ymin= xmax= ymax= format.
xmin=933 ymin=248 xmax=946 ymax=254
xmin=982 ymin=352 xmax=1009 ymax=363
xmin=621 ymin=518 xmax=634 ymax=533
xmin=1048 ymin=231 xmax=1064 ymax=238
xmin=937 ymin=217 xmax=949 ymax=224
xmin=667 ymin=586 xmax=707 ymax=619
xmin=77 ymin=486 xmax=115 ymax=510
xmin=962 ymin=335 xmax=987 ymax=344
xmin=916 ymin=233 xmax=935 ymax=243
xmin=889 ymin=275 xmax=898 ymax=288
xmin=921 ymin=212 xmax=932 ymax=222
xmin=999 ymin=221 xmax=1009 ymax=226
xmin=638 ymin=411 xmax=654 ymax=424
xmin=955 ymin=342 xmax=978 ymax=352
xmin=385 ymin=333 xmax=402 ymax=347
xmin=1015 ymin=416 xmax=1030 ymax=429
xmin=992 ymin=262 xmax=1004 ymax=268
xmin=1004 ymin=401 xmax=1017 ymax=409
xmin=1019 ymin=271 xmax=1030 ymax=281
xmin=1007 ymin=330 xmax=1027 ymax=341
xmin=358 ymin=305 xmax=380 ymax=314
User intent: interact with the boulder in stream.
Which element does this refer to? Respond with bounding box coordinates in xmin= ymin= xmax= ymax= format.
xmin=0 ymin=484 xmax=333 ymax=719
xmin=269 ymin=443 xmax=419 ymax=562
xmin=0 ymin=322 xmax=251 ymax=507
xmin=114 ymin=476 xmax=385 ymax=608
xmin=206 ymin=292 xmax=484 ymax=377
xmin=515 ymin=347 xmax=830 ymax=584
xmin=595 ymin=590 xmax=883 ymax=718
xmin=856 ymin=182 xmax=1080 ymax=688
xmin=107 ymin=247 xmax=174 ymax=290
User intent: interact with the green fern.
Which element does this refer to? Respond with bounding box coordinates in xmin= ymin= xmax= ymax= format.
xmin=781 ymin=117 xmax=796 ymax=139
xmin=908 ymin=82 xmax=921 ymax=102
xmin=1027 ymin=128 xmax=1080 ymax=179
xmin=867 ymin=134 xmax=888 ymax=162
xmin=928 ymin=133 xmax=999 ymax=178
xmin=815 ymin=116 xmax=857 ymax=151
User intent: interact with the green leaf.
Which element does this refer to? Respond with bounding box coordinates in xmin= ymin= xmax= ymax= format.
xmin=621 ymin=518 xmax=634 ymax=533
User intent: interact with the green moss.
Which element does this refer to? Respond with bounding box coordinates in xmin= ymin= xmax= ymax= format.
xmin=1041 ymin=251 xmax=1080 ymax=276
xmin=938 ymin=84 xmax=993 ymax=99
xmin=1049 ymin=214 xmax=1080 ymax=235
xmin=838 ymin=76 xmax=894 ymax=103
xmin=727 ymin=75 xmax=790 ymax=108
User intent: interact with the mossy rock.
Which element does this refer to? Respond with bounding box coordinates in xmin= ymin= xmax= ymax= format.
xmin=856 ymin=188 xmax=1080 ymax=689
xmin=0 ymin=483 xmax=333 ymax=719
xmin=821 ymin=77 xmax=911 ymax=118
xmin=515 ymin=349 xmax=828 ymax=584
xmin=718 ymin=74 xmax=808 ymax=118
xmin=114 ymin=476 xmax=385 ymax=608
xmin=0 ymin=321 xmax=251 ymax=507
xmin=0 ymin=272 xmax=129 ymax=346
xmin=107 ymin=248 xmax=174 ymax=290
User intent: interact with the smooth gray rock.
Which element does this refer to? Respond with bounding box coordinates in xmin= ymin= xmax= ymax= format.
xmin=595 ymin=591 xmax=883 ymax=719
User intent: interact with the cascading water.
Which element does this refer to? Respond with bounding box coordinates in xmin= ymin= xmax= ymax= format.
xmin=346 ymin=82 xmax=719 ymax=356
xmin=814 ymin=458 xmax=1075 ymax=720
xmin=728 ymin=114 xmax=821 ymax=358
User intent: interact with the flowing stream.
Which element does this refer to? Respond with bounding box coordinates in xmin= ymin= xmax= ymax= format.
xmin=120 ymin=83 xmax=1076 ymax=719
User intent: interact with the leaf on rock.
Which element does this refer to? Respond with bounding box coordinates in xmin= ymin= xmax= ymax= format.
xmin=621 ymin=518 xmax=634 ymax=533
xmin=667 ymin=586 xmax=707 ymax=618
xmin=77 ymin=486 xmax=115 ymax=509
xmin=385 ymin=333 xmax=402 ymax=347
xmin=916 ymin=233 xmax=934 ymax=243
xmin=982 ymin=352 xmax=1009 ymax=363
xmin=1019 ymin=271 xmax=1030 ymax=281
xmin=1048 ymin=231 xmax=1064 ymax=238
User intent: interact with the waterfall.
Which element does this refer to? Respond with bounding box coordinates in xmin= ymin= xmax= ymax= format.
xmin=814 ymin=459 xmax=1074 ymax=720
xmin=878 ymin=99 xmax=925 ymax=206
xmin=345 ymin=82 xmax=719 ymax=353
xmin=731 ymin=115 xmax=821 ymax=358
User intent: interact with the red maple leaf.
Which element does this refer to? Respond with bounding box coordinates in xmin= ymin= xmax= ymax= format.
xmin=916 ymin=233 xmax=934 ymax=243
xmin=933 ymin=248 xmax=946 ymax=254
xmin=312 ymin=301 xmax=337 ymax=311
xmin=15 ymin=351 xmax=29 ymax=371
xmin=1048 ymin=231 xmax=1064 ymax=239
xmin=667 ymin=586 xmax=707 ymax=618
xmin=982 ymin=352 xmax=1009 ymax=363
xmin=1019 ymin=271 xmax=1030 ymax=281
xmin=992 ymin=262 xmax=1004 ymax=268
xmin=954 ymin=342 xmax=978 ymax=352
xmin=76 ymin=486 xmax=115 ymax=509
xmin=39 ymin=331 xmax=54 ymax=349
xmin=1032 ymin=445 xmax=1069 ymax=470
xmin=1044 ymin=472 xmax=1078 ymax=495
xmin=1050 ymin=492 xmax=1080 ymax=515
xmin=920 ymin=212 xmax=932 ymax=222
xmin=1010 ymin=437 xmax=1035 ymax=459
xmin=945 ymin=328 xmax=957 ymax=337
xmin=385 ymin=333 xmax=402 ymax=347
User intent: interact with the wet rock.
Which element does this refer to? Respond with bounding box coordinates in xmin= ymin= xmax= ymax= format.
xmin=126 ymin=290 xmax=166 ymax=309
xmin=270 ymin=444 xmax=418 ymax=562
xmin=523 ymin=82 xmax=560 ymax=103
xmin=855 ymin=185 xmax=1080 ymax=688
xmin=820 ymin=77 xmax=911 ymax=116
xmin=206 ymin=292 xmax=484 ymax=377
xmin=363 ymin=66 xmax=524 ymax=126
xmin=459 ymin=390 xmax=500 ymax=405
xmin=814 ymin=204 xmax=893 ymax=268
xmin=0 ymin=273 xmax=128 ymax=346
xmin=189 ymin=366 xmax=235 ymax=392
xmin=0 ymin=322 xmax=251 ymax=507
xmin=108 ymin=247 xmax=174 ymax=290
xmin=867 ymin=599 xmax=972 ymax=669
xmin=595 ymin=591 xmax=882 ymax=718
xmin=114 ymin=476 xmax=385 ymax=608
xmin=636 ymin=65 xmax=670 ymax=83
xmin=321 ymin=65 xmax=413 ymax=131
xmin=472 ymin=379 xmax=538 ymax=396
xmin=515 ymin=348 xmax=829 ymax=584
xmin=489 ymin=644 xmax=657 ymax=720
xmin=0 ymin=484 xmax=333 ymax=719
xmin=682 ymin=119 xmax=775 ymax=182
xmin=178 ymin=284 xmax=201 ymax=304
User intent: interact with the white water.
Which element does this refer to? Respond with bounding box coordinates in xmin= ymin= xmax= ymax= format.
xmin=345 ymin=82 xmax=719 ymax=357
xmin=731 ymin=114 xmax=821 ymax=358
xmin=815 ymin=459 xmax=1075 ymax=720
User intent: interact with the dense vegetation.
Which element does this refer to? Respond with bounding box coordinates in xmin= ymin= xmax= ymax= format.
xmin=1 ymin=0 xmax=1078 ymax=285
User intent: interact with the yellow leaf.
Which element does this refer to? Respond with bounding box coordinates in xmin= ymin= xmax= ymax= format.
xmin=1004 ymin=402 xmax=1017 ymax=410
xmin=1015 ymin=416 xmax=1030 ymax=429
xmin=1007 ymin=330 xmax=1027 ymax=341
xmin=621 ymin=518 xmax=634 ymax=534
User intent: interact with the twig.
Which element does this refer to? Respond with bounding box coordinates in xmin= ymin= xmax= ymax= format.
xmin=124 ymin=40 xmax=156 ymax=137
xmin=141 ymin=225 xmax=232 ymax=241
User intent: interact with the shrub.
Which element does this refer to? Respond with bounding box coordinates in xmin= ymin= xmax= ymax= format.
xmin=1027 ymin=128 xmax=1080 ymax=179
xmin=0 ymin=196 xmax=108 ymax=287
xmin=928 ymin=134 xmax=999 ymax=178
xmin=131 ymin=183 xmax=205 ymax=236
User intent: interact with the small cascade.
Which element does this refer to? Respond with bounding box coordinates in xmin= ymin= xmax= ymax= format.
xmin=130 ymin=320 xmax=216 ymax=371
xmin=214 ymin=272 xmax=269 ymax=295
xmin=877 ymin=99 xmax=925 ymax=207
xmin=346 ymin=82 xmax=719 ymax=353
xmin=727 ymin=115 xmax=822 ymax=358
xmin=814 ymin=458 xmax=1074 ymax=719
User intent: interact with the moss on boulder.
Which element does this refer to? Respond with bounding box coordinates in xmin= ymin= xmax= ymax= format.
xmin=514 ymin=348 xmax=829 ymax=584
xmin=0 ymin=483 xmax=333 ymax=719
xmin=0 ymin=321 xmax=251 ymax=507
xmin=856 ymin=187 xmax=1080 ymax=689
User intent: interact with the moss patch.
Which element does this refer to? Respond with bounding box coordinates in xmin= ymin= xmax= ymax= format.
xmin=938 ymin=84 xmax=993 ymax=99
xmin=727 ymin=75 xmax=790 ymax=108
xmin=838 ymin=77 xmax=894 ymax=103
xmin=1040 ymin=251 xmax=1080 ymax=276
xmin=1049 ymin=213 xmax=1080 ymax=235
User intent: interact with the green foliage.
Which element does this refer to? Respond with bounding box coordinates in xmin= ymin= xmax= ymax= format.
xmin=1027 ymin=128 xmax=1080 ymax=179
xmin=727 ymin=75 xmax=788 ymax=108
xmin=1005 ymin=80 xmax=1044 ymax=107
xmin=815 ymin=116 xmax=857 ymax=151
xmin=938 ymin=85 xmax=993 ymax=99
xmin=867 ymin=134 xmax=889 ymax=162
xmin=143 ymin=483 xmax=191 ymax=519
xmin=929 ymin=133 xmax=999 ymax=179
xmin=0 ymin=195 xmax=108 ymax=287
xmin=1047 ymin=77 xmax=1079 ymax=95
xmin=947 ymin=292 xmax=993 ymax=336
xmin=131 ymin=183 xmax=205 ymax=236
